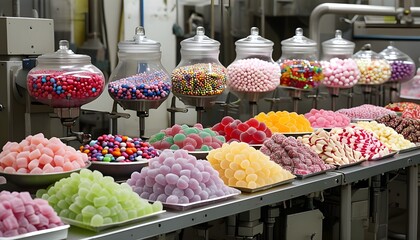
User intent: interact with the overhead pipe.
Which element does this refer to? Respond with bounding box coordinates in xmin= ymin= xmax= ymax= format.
xmin=309 ymin=3 xmax=420 ymax=50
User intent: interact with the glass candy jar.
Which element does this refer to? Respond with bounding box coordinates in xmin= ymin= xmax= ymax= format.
xmin=278 ymin=28 xmax=323 ymax=90
xmin=321 ymin=30 xmax=360 ymax=88
xmin=353 ymin=44 xmax=391 ymax=85
xmin=171 ymin=26 xmax=227 ymax=101
xmin=379 ymin=42 xmax=416 ymax=83
xmin=108 ymin=26 xmax=171 ymax=111
xmin=27 ymin=40 xmax=105 ymax=108
xmin=227 ymin=27 xmax=280 ymax=100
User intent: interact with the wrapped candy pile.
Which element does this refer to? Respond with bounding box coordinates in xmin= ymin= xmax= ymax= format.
xmin=127 ymin=150 xmax=240 ymax=204
xmin=0 ymin=191 xmax=64 ymax=237
xmin=330 ymin=125 xmax=390 ymax=160
xmin=298 ymin=129 xmax=364 ymax=166
xmin=260 ymin=134 xmax=335 ymax=175
xmin=356 ymin=121 xmax=415 ymax=151
xmin=336 ymin=104 xmax=396 ymax=120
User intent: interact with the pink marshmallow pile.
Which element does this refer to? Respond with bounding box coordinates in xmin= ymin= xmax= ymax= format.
xmin=0 ymin=191 xmax=63 ymax=237
xmin=330 ymin=125 xmax=390 ymax=160
xmin=336 ymin=104 xmax=396 ymax=120
xmin=304 ymin=109 xmax=350 ymax=128
xmin=0 ymin=133 xmax=88 ymax=174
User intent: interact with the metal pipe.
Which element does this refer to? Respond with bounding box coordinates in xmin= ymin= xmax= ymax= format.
xmin=407 ymin=165 xmax=418 ymax=240
xmin=260 ymin=0 xmax=265 ymax=36
xmin=88 ymin=0 xmax=101 ymax=38
xmin=210 ymin=0 xmax=215 ymax=38
xmin=341 ymin=184 xmax=351 ymax=240
xmin=12 ymin=0 xmax=20 ymax=17
xmin=309 ymin=3 xmax=420 ymax=49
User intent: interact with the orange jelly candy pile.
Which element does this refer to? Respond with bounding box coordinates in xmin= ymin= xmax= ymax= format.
xmin=255 ymin=111 xmax=313 ymax=133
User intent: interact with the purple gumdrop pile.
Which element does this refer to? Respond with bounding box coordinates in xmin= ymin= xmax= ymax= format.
xmin=127 ymin=149 xmax=240 ymax=204
xmin=0 ymin=191 xmax=63 ymax=237
xmin=389 ymin=60 xmax=416 ymax=82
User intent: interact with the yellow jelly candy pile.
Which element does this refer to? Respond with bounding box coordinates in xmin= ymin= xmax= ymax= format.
xmin=356 ymin=121 xmax=415 ymax=151
xmin=255 ymin=111 xmax=313 ymax=133
xmin=207 ymin=142 xmax=295 ymax=189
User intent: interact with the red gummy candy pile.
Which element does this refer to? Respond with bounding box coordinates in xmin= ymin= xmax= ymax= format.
xmin=212 ymin=117 xmax=272 ymax=144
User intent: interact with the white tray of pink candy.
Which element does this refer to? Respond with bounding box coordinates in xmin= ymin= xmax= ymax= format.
xmin=0 ymin=162 xmax=91 ymax=187
xmin=150 ymin=192 xmax=240 ymax=211
xmin=61 ymin=210 xmax=165 ymax=232
xmin=0 ymin=225 xmax=69 ymax=240
xmin=334 ymin=159 xmax=366 ymax=170
xmin=88 ymin=159 xmax=148 ymax=178
xmin=234 ymin=178 xmax=295 ymax=193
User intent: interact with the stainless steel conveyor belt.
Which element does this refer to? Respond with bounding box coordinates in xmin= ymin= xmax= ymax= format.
xmin=67 ymin=150 xmax=420 ymax=240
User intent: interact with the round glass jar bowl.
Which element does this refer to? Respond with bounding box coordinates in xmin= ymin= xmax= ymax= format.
xmin=353 ymin=44 xmax=391 ymax=85
xmin=379 ymin=42 xmax=416 ymax=83
xmin=321 ymin=30 xmax=360 ymax=89
xmin=278 ymin=28 xmax=323 ymax=90
xmin=171 ymin=26 xmax=227 ymax=106
xmin=108 ymin=26 xmax=171 ymax=111
xmin=226 ymin=27 xmax=280 ymax=101
xmin=27 ymin=40 xmax=105 ymax=108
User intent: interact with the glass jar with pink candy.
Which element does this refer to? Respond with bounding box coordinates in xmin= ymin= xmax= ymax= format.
xmin=27 ymin=40 xmax=105 ymax=108
xmin=227 ymin=27 xmax=280 ymax=116
xmin=321 ymin=30 xmax=360 ymax=89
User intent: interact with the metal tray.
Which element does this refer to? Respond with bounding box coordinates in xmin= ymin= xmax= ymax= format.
xmin=234 ymin=178 xmax=295 ymax=193
xmin=397 ymin=145 xmax=420 ymax=154
xmin=249 ymin=144 xmax=263 ymax=150
xmin=0 ymin=162 xmax=90 ymax=188
xmin=152 ymin=192 xmax=240 ymax=211
xmin=89 ymin=160 xmax=148 ymax=178
xmin=295 ymin=168 xmax=335 ymax=180
xmin=334 ymin=159 xmax=366 ymax=169
xmin=369 ymin=151 xmax=397 ymax=161
xmin=62 ymin=210 xmax=165 ymax=232
xmin=351 ymin=118 xmax=374 ymax=123
xmin=188 ymin=151 xmax=210 ymax=160
xmin=0 ymin=225 xmax=69 ymax=240
xmin=281 ymin=132 xmax=313 ymax=137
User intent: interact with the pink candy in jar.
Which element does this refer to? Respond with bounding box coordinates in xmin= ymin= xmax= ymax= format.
xmin=227 ymin=58 xmax=279 ymax=92
xmin=321 ymin=58 xmax=360 ymax=88
xmin=27 ymin=40 xmax=105 ymax=108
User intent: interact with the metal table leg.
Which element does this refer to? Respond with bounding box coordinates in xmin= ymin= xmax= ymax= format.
xmin=408 ymin=165 xmax=418 ymax=240
xmin=341 ymin=184 xmax=351 ymax=240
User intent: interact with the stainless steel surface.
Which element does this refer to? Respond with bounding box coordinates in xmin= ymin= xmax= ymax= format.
xmin=234 ymin=178 xmax=295 ymax=193
xmin=408 ymin=165 xmax=418 ymax=240
xmin=12 ymin=0 xmax=20 ymax=17
xmin=62 ymin=211 xmax=165 ymax=233
xmin=0 ymin=163 xmax=90 ymax=188
xmin=229 ymin=90 xmax=274 ymax=103
xmin=295 ymin=168 xmax=335 ymax=180
xmin=369 ymin=151 xmax=398 ymax=161
xmin=334 ymin=159 xmax=366 ymax=170
xmin=398 ymin=145 xmax=420 ymax=154
xmin=116 ymin=98 xmax=167 ymax=112
xmin=341 ymin=184 xmax=351 ymax=240
xmin=67 ymin=172 xmax=342 ymax=239
xmin=0 ymin=225 xmax=69 ymax=240
xmin=174 ymin=94 xmax=219 ymax=108
xmin=88 ymin=160 xmax=148 ymax=179
xmin=153 ymin=192 xmax=240 ymax=211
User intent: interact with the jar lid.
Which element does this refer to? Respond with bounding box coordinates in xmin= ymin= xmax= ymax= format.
xmin=235 ymin=27 xmax=274 ymax=50
xmin=322 ymin=30 xmax=355 ymax=54
xmin=37 ymin=40 xmax=90 ymax=63
xmin=379 ymin=42 xmax=413 ymax=61
xmin=281 ymin=28 xmax=317 ymax=53
xmin=118 ymin=26 xmax=161 ymax=53
xmin=353 ymin=44 xmax=384 ymax=60
xmin=180 ymin=26 xmax=220 ymax=51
